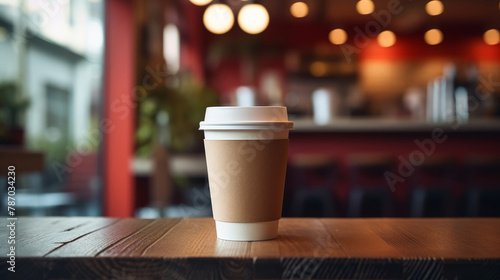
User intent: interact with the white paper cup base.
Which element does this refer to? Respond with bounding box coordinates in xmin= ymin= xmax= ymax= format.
xmin=215 ymin=220 xmax=279 ymax=241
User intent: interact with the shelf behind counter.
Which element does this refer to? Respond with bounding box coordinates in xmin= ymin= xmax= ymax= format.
xmin=288 ymin=118 xmax=500 ymax=161
xmin=292 ymin=118 xmax=500 ymax=133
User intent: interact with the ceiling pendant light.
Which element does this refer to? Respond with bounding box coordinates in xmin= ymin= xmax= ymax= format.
xmin=203 ymin=4 xmax=234 ymax=34
xmin=189 ymin=0 xmax=213 ymax=6
xmin=238 ymin=3 xmax=269 ymax=34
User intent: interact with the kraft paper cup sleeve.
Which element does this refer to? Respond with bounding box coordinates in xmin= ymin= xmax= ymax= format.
xmin=204 ymin=139 xmax=289 ymax=223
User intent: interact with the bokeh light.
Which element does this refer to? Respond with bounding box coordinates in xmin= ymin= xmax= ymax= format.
xmin=290 ymin=2 xmax=309 ymax=18
xmin=356 ymin=0 xmax=375 ymax=15
xmin=203 ymin=4 xmax=234 ymax=34
xmin=424 ymin=29 xmax=443 ymax=45
xmin=238 ymin=4 xmax=270 ymax=34
xmin=484 ymin=29 xmax=500 ymax=45
xmin=377 ymin=30 xmax=396 ymax=47
xmin=425 ymin=0 xmax=444 ymax=16
xmin=310 ymin=61 xmax=328 ymax=77
xmin=189 ymin=0 xmax=212 ymax=6
xmin=328 ymin=28 xmax=348 ymax=45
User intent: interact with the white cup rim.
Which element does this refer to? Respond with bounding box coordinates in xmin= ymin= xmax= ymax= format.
xmin=199 ymin=121 xmax=293 ymax=130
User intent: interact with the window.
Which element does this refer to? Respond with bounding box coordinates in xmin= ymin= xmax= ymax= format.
xmin=45 ymin=84 xmax=70 ymax=142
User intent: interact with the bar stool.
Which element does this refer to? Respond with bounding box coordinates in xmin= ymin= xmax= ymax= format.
xmin=465 ymin=155 xmax=500 ymax=217
xmin=290 ymin=155 xmax=337 ymax=217
xmin=347 ymin=155 xmax=395 ymax=217
xmin=408 ymin=156 xmax=456 ymax=217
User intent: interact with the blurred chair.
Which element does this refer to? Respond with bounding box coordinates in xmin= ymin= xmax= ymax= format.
xmin=347 ymin=155 xmax=395 ymax=217
xmin=0 ymin=149 xmax=74 ymax=215
xmin=465 ymin=155 xmax=500 ymax=217
xmin=0 ymin=148 xmax=44 ymax=173
xmin=290 ymin=155 xmax=336 ymax=217
xmin=65 ymin=153 xmax=98 ymax=201
xmin=408 ymin=156 xmax=456 ymax=217
xmin=63 ymin=152 xmax=99 ymax=215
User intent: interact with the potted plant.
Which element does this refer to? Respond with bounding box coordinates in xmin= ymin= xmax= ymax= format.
xmin=0 ymin=81 xmax=30 ymax=145
xmin=135 ymin=71 xmax=219 ymax=157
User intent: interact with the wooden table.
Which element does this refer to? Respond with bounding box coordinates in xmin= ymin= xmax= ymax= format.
xmin=1 ymin=218 xmax=499 ymax=279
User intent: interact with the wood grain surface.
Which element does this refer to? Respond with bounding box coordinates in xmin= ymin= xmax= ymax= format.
xmin=1 ymin=218 xmax=499 ymax=279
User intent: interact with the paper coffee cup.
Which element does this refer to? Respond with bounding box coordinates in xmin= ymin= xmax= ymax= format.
xmin=200 ymin=106 xmax=293 ymax=241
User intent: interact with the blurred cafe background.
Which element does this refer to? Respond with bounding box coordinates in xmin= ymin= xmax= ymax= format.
xmin=0 ymin=0 xmax=499 ymax=218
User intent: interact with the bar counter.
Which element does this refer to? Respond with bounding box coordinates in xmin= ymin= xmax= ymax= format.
xmin=292 ymin=118 xmax=500 ymax=132
xmin=1 ymin=218 xmax=499 ymax=279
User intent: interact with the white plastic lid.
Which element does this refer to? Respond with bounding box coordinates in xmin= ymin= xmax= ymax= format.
xmin=199 ymin=106 xmax=293 ymax=130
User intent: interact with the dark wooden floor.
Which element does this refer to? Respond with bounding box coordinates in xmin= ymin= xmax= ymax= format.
xmin=1 ymin=217 xmax=499 ymax=279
